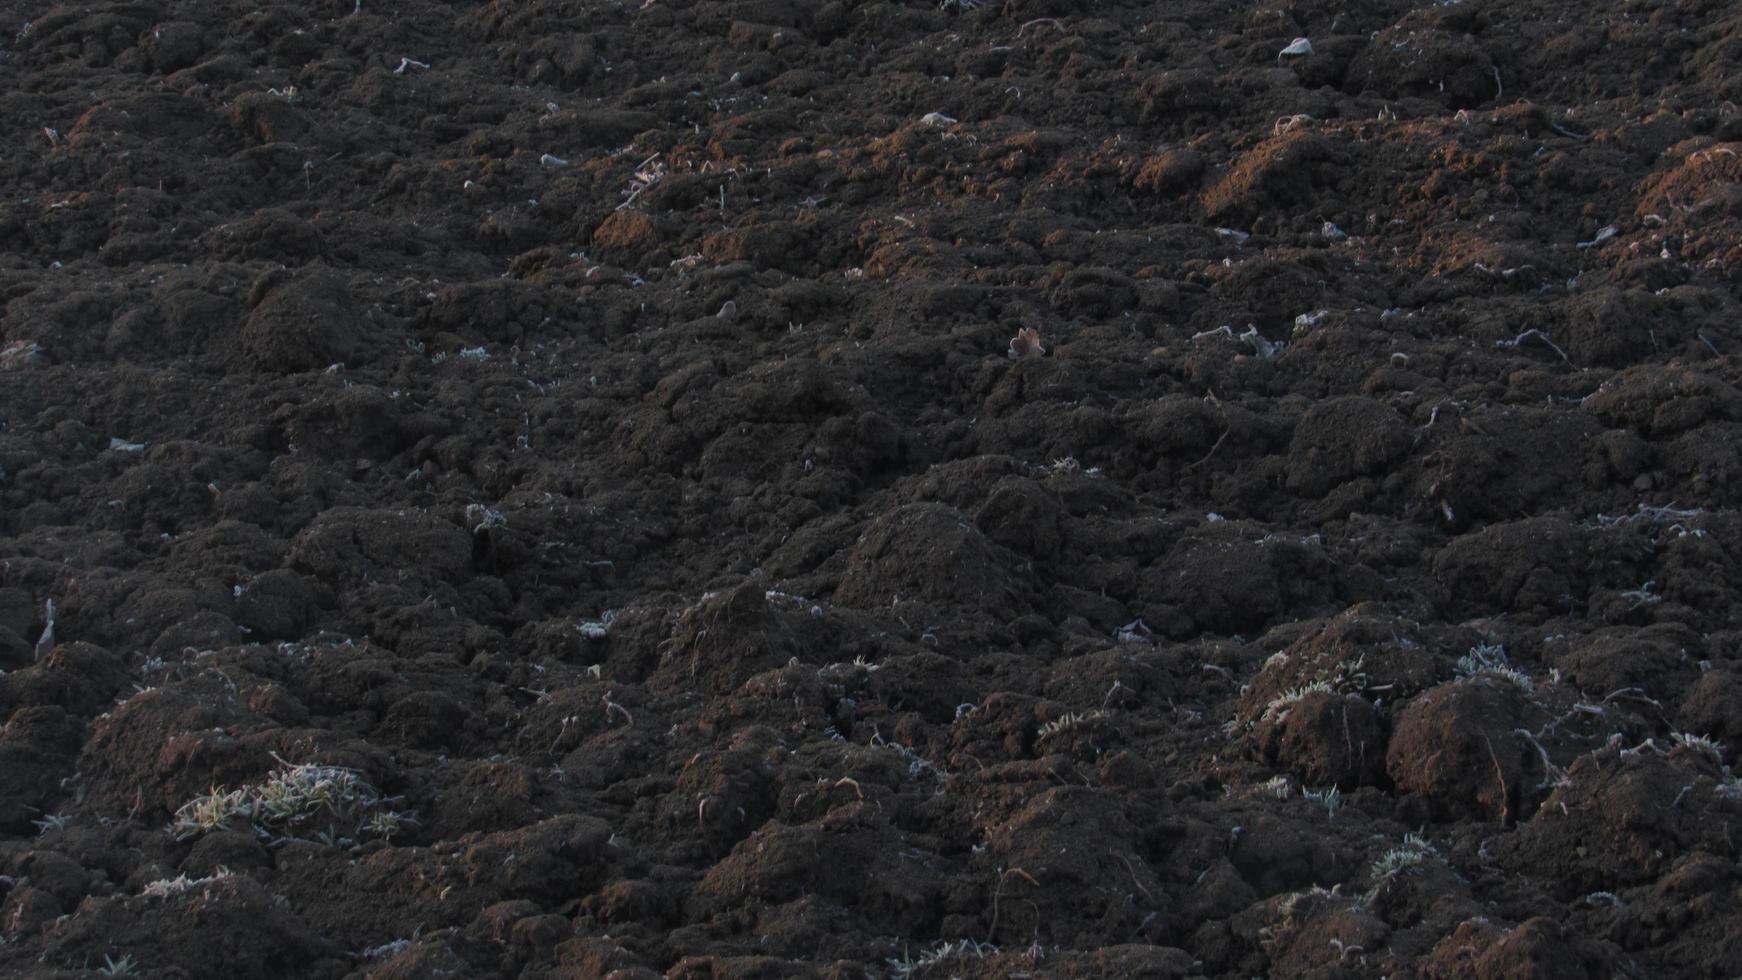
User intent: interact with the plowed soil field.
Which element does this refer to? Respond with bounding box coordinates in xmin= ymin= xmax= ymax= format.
xmin=4 ymin=0 xmax=1742 ymax=977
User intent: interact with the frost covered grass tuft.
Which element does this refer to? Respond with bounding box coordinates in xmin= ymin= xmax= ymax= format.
xmin=1264 ymin=680 xmax=1331 ymax=719
xmin=1455 ymin=644 xmax=1534 ymax=695
xmin=888 ymin=938 xmax=998 ymax=978
xmin=1672 ymin=731 xmax=1726 ymax=765
xmin=141 ymin=867 xmax=233 ymax=899
xmin=1302 ymin=784 xmax=1343 ymax=819
xmin=171 ymin=756 xmax=414 ymax=845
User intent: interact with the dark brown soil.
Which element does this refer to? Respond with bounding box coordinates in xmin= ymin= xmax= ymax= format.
xmin=4 ymin=0 xmax=1742 ymax=976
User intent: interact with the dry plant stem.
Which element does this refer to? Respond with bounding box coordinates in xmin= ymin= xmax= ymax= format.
xmin=1192 ymin=395 xmax=1231 ymax=469
xmin=988 ymin=867 xmax=1039 ymax=944
xmin=1483 ymin=734 xmax=1512 ymax=825
xmin=1117 ymin=853 xmax=1154 ymax=903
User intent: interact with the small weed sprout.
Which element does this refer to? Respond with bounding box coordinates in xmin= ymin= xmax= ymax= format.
xmin=98 ymin=953 xmax=139 ymax=976
xmin=1301 ymin=785 xmax=1343 ymax=819
xmin=1455 ymin=644 xmax=1534 ymax=696
xmin=1036 ymin=710 xmax=1106 ymax=740
xmin=1329 ymin=654 xmax=1377 ymax=696
xmin=363 ymin=809 xmax=418 ymax=838
xmin=1455 ymin=643 xmax=1507 ymax=675
xmin=1367 ymin=833 xmax=1435 ymax=898
xmin=1260 ymin=775 xmax=1293 ymax=799
xmin=1370 ymin=847 xmax=1425 ymax=880
xmin=30 ymin=812 xmax=70 ymax=836
xmin=1672 ymin=732 xmax=1725 ymax=765
xmin=174 ymin=786 xmax=250 ymax=837
xmin=888 ymin=938 xmax=998 ymax=979
xmin=1264 ymin=680 xmax=1332 ymax=720
xmin=311 ymin=829 xmax=352 ymax=848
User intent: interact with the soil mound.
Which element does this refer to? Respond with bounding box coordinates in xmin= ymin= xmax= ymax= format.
xmin=5 ymin=0 xmax=1742 ymax=975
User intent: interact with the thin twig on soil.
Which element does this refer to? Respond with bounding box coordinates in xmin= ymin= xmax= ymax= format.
xmin=1482 ymin=734 xmax=1512 ymax=825
xmin=988 ymin=867 xmax=1038 ymax=944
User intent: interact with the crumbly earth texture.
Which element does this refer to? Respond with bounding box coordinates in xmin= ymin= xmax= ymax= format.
xmin=3 ymin=0 xmax=1742 ymax=977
